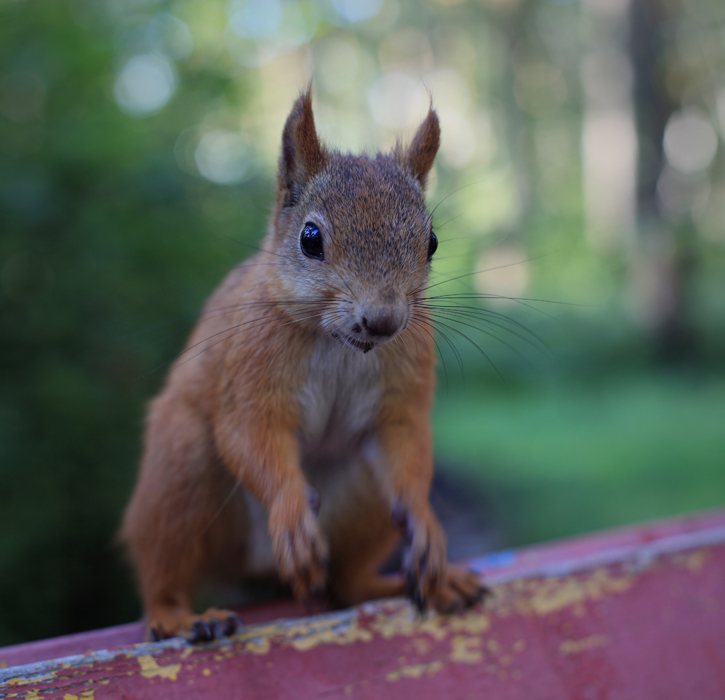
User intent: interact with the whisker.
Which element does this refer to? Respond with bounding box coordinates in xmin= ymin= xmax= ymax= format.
xmin=425 ymin=179 xmax=487 ymax=228
xmin=418 ymin=302 xmax=550 ymax=355
xmin=422 ymin=308 xmax=530 ymax=362
xmin=427 ymin=316 xmax=503 ymax=380
xmin=413 ymin=312 xmax=464 ymax=378
xmin=426 ymin=292 xmax=585 ymax=309
xmin=422 ymin=251 xmax=559 ymax=294
xmin=407 ymin=317 xmax=448 ymax=392
xmin=178 ymin=309 xmax=332 ymax=371
xmin=200 ymin=481 xmax=242 ymax=536
xmin=137 ymin=306 xmax=332 ymax=379
xmin=128 ymin=295 xmax=345 ymax=350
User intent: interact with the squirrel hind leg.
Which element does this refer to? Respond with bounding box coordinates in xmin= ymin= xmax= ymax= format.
xmin=326 ymin=518 xmax=405 ymax=606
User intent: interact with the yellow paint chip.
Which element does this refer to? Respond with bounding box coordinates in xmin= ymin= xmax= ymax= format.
xmin=674 ymin=550 xmax=709 ymax=573
xmin=412 ymin=637 xmax=432 ymax=654
xmin=386 ymin=660 xmax=445 ymax=682
xmin=525 ymin=568 xmax=633 ymax=616
xmin=450 ymin=636 xmax=483 ymax=664
xmin=202 ymin=668 xmax=211 ymax=677
xmin=245 ymin=638 xmax=271 ymax=655
xmin=6 ymin=673 xmax=56 ymax=686
xmin=290 ymin=625 xmax=373 ymax=651
xmin=137 ymin=654 xmax=182 ymax=681
xmin=447 ymin=611 xmax=491 ymax=635
xmin=559 ymin=634 xmax=609 ymax=655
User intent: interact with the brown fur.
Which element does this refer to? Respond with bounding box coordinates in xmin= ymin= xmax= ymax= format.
xmin=121 ymin=89 xmax=485 ymax=641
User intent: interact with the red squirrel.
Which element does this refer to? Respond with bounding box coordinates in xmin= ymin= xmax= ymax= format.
xmin=121 ymin=89 xmax=487 ymax=642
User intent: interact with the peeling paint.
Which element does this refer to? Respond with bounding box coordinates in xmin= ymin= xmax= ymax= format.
xmin=673 ymin=550 xmax=709 ymax=573
xmin=244 ymin=639 xmax=271 ymax=655
xmin=449 ymin=636 xmax=483 ymax=664
xmin=290 ymin=624 xmax=373 ymax=651
xmin=386 ymin=660 xmax=445 ymax=682
xmin=137 ymin=655 xmax=182 ymax=681
xmin=559 ymin=635 xmax=610 ymax=655
xmin=5 ymin=674 xmax=55 ymax=687
xmin=523 ymin=568 xmax=633 ymax=616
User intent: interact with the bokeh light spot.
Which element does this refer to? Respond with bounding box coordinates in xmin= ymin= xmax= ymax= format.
xmin=228 ymin=0 xmax=282 ymax=39
xmin=716 ymin=87 xmax=725 ymax=139
xmin=331 ymin=0 xmax=385 ymax=24
xmin=663 ymin=108 xmax=718 ymax=175
xmin=368 ymin=73 xmax=428 ymax=129
xmin=315 ymin=36 xmax=362 ymax=93
xmin=474 ymin=244 xmax=529 ymax=306
xmin=113 ymin=54 xmax=176 ymax=118
xmin=148 ymin=13 xmax=194 ymax=59
xmin=194 ymin=130 xmax=251 ymax=185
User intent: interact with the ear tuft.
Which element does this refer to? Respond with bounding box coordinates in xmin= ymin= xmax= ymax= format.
xmin=399 ymin=107 xmax=440 ymax=189
xmin=278 ymin=87 xmax=327 ymax=207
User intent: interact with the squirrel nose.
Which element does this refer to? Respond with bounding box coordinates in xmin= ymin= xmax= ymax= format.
xmin=361 ymin=309 xmax=403 ymax=338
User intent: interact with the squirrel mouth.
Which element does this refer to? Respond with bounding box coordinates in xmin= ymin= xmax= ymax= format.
xmin=332 ymin=333 xmax=375 ymax=354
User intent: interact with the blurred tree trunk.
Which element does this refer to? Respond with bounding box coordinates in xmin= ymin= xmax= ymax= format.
xmin=630 ymin=0 xmax=696 ymax=363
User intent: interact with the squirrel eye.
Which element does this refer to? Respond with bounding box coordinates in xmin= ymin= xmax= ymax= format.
xmin=427 ymin=231 xmax=438 ymax=260
xmin=300 ymin=222 xmax=324 ymax=260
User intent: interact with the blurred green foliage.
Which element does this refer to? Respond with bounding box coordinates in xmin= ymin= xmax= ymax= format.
xmin=1 ymin=0 xmax=724 ymax=645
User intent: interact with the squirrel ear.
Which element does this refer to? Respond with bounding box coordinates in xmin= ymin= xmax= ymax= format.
xmin=278 ymin=88 xmax=327 ymax=207
xmin=399 ymin=107 xmax=440 ymax=189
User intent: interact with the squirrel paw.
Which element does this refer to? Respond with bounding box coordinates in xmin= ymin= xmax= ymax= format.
xmin=270 ymin=492 xmax=329 ymax=599
xmin=147 ymin=607 xmax=242 ymax=643
xmin=428 ymin=565 xmax=490 ymax=613
xmin=401 ymin=511 xmax=448 ymax=611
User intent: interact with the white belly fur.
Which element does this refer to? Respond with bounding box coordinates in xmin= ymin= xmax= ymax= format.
xmin=297 ymin=335 xmax=382 ymax=463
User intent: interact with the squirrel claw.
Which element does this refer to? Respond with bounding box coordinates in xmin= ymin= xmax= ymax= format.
xmin=406 ymin=572 xmax=427 ymax=612
xmin=223 ymin=614 xmax=242 ymax=636
xmin=188 ymin=620 xmax=213 ymax=643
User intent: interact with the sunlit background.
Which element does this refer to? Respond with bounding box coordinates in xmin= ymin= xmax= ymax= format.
xmin=1 ymin=0 xmax=724 ymax=645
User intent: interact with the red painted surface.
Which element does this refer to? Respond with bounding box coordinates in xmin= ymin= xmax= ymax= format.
xmin=2 ymin=510 xmax=724 ymax=699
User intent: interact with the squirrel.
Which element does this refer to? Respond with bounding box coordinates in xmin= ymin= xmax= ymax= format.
xmin=121 ymin=89 xmax=487 ymax=642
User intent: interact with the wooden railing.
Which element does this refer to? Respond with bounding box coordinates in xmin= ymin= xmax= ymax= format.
xmin=2 ymin=510 xmax=724 ymax=699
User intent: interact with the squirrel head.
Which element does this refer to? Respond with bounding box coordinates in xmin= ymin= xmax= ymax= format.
xmin=269 ymin=88 xmax=440 ymax=353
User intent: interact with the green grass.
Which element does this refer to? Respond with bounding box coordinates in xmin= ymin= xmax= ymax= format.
xmin=433 ymin=374 xmax=725 ymax=547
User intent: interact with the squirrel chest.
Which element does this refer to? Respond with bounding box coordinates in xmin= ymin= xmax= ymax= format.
xmin=296 ymin=335 xmax=382 ymax=462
